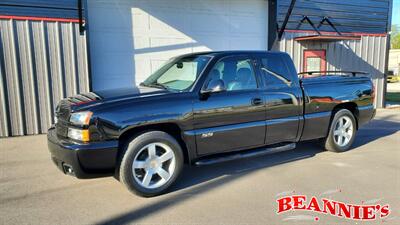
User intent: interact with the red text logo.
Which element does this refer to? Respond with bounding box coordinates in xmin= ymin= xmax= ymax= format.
xmin=277 ymin=195 xmax=390 ymax=221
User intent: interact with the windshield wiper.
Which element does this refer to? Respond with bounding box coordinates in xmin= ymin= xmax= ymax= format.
xmin=140 ymin=82 xmax=169 ymax=90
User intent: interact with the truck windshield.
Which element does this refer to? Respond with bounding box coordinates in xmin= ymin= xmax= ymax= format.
xmin=142 ymin=56 xmax=211 ymax=91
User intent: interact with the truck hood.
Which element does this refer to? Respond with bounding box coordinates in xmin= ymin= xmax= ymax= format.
xmin=65 ymin=86 xmax=169 ymax=112
xmin=95 ymin=86 xmax=168 ymax=100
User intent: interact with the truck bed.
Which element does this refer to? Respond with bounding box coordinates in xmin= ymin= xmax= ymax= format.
xmin=299 ymin=74 xmax=375 ymax=141
xmin=301 ymin=75 xmax=371 ymax=84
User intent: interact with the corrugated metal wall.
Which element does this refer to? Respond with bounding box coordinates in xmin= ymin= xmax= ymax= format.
xmin=0 ymin=1 xmax=82 ymax=19
xmin=0 ymin=18 xmax=89 ymax=137
xmin=277 ymin=32 xmax=387 ymax=108
xmin=278 ymin=0 xmax=391 ymax=34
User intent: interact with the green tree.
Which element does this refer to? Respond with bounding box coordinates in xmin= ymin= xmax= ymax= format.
xmin=392 ymin=25 xmax=400 ymax=49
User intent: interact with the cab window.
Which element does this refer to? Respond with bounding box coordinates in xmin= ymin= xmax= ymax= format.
xmin=207 ymin=57 xmax=258 ymax=91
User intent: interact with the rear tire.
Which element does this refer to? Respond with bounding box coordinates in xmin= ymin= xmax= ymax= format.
xmin=324 ymin=109 xmax=356 ymax=152
xmin=119 ymin=131 xmax=183 ymax=197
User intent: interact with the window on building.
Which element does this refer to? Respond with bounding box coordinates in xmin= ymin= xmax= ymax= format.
xmin=303 ymin=50 xmax=327 ymax=73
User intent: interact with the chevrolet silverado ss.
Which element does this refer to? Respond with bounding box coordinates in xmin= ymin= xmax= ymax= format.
xmin=48 ymin=51 xmax=375 ymax=196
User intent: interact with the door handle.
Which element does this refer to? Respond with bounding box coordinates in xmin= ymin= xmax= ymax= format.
xmin=251 ymin=97 xmax=263 ymax=106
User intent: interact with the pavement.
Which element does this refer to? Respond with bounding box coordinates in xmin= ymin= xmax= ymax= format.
xmin=1 ymin=109 xmax=399 ymax=225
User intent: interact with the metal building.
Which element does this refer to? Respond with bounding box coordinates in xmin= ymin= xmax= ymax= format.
xmin=0 ymin=0 xmax=393 ymax=137
xmin=0 ymin=1 xmax=89 ymax=137
xmin=275 ymin=0 xmax=392 ymax=108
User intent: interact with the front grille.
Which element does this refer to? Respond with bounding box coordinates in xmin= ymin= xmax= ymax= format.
xmin=55 ymin=100 xmax=71 ymax=138
xmin=57 ymin=100 xmax=71 ymax=121
xmin=56 ymin=122 xmax=69 ymax=137
xmin=53 ymin=92 xmax=99 ymax=138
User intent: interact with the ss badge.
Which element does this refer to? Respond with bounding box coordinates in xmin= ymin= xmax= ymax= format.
xmin=201 ymin=132 xmax=214 ymax=138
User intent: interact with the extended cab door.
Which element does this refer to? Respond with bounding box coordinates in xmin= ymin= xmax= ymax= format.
xmin=257 ymin=53 xmax=303 ymax=145
xmin=193 ymin=55 xmax=266 ymax=156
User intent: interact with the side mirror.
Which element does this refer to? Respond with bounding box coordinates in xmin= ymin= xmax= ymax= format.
xmin=201 ymin=79 xmax=226 ymax=95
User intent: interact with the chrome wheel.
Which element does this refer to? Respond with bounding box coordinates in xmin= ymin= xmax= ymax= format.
xmin=333 ymin=115 xmax=354 ymax=147
xmin=132 ymin=142 xmax=176 ymax=189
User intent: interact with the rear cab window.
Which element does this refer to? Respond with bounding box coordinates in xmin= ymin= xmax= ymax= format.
xmin=258 ymin=54 xmax=295 ymax=89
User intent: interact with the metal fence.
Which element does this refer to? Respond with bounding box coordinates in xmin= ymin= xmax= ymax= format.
xmin=0 ymin=18 xmax=89 ymax=137
xmin=278 ymin=32 xmax=388 ymax=108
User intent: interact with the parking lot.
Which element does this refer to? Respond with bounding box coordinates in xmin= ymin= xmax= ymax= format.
xmin=1 ymin=109 xmax=399 ymax=225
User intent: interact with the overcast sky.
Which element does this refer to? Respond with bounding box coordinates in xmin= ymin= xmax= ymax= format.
xmin=393 ymin=0 xmax=399 ymax=26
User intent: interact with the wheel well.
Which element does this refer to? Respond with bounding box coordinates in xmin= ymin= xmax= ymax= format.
xmin=118 ymin=123 xmax=190 ymax=164
xmin=332 ymin=102 xmax=359 ymax=129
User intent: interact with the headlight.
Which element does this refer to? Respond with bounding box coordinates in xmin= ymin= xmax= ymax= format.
xmin=68 ymin=128 xmax=90 ymax=142
xmin=69 ymin=111 xmax=93 ymax=125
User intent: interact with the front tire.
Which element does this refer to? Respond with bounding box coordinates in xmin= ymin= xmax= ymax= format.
xmin=119 ymin=131 xmax=183 ymax=197
xmin=324 ymin=109 xmax=356 ymax=152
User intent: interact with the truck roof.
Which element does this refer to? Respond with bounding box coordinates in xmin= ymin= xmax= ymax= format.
xmin=178 ymin=50 xmax=288 ymax=58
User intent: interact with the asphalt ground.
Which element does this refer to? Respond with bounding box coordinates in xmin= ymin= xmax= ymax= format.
xmin=0 ymin=109 xmax=399 ymax=225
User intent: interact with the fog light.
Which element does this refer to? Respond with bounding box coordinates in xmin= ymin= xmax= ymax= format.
xmin=68 ymin=128 xmax=90 ymax=142
xmin=62 ymin=163 xmax=75 ymax=176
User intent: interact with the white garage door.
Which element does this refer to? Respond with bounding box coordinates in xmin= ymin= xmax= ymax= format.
xmin=87 ymin=0 xmax=268 ymax=90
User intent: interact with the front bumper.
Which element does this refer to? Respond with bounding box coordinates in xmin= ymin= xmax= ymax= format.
xmin=47 ymin=128 xmax=119 ymax=178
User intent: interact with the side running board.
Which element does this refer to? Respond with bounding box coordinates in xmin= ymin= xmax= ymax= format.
xmin=194 ymin=143 xmax=296 ymax=166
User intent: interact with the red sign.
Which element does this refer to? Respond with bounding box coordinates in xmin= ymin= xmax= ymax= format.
xmin=277 ymin=195 xmax=390 ymax=221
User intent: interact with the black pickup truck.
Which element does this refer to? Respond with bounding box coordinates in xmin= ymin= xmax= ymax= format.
xmin=48 ymin=51 xmax=375 ymax=196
